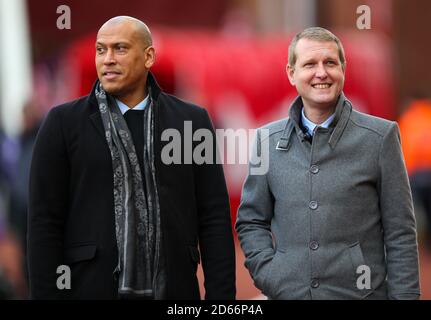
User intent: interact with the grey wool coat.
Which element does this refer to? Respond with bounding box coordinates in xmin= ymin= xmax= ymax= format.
xmin=236 ymin=93 xmax=420 ymax=300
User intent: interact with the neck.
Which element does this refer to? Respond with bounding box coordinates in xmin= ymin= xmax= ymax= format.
xmin=302 ymin=103 xmax=336 ymax=125
xmin=116 ymin=88 xmax=148 ymax=109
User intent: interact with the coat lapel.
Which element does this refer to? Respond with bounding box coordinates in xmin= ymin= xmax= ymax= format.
xmin=89 ymin=111 xmax=106 ymax=141
xmin=87 ymin=81 xmax=108 ymax=142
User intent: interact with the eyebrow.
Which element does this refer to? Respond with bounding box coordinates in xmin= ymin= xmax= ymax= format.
xmin=300 ymin=58 xmax=316 ymax=65
xmin=95 ymin=41 xmax=131 ymax=47
xmin=301 ymin=56 xmax=338 ymax=64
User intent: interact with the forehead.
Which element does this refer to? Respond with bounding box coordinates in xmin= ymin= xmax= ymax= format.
xmin=295 ymin=38 xmax=339 ymax=61
xmin=96 ymin=22 xmax=137 ymax=44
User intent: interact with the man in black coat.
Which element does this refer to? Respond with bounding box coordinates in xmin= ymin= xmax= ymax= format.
xmin=27 ymin=16 xmax=236 ymax=299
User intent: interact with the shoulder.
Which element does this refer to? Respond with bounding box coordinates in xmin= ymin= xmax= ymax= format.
xmin=258 ymin=118 xmax=289 ymax=139
xmin=158 ymin=92 xmax=206 ymax=115
xmin=38 ymin=96 xmax=94 ymax=138
xmin=349 ymin=109 xmax=397 ymax=138
xmin=47 ymin=95 xmax=93 ymax=118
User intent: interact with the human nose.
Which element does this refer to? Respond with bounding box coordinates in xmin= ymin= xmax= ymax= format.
xmin=103 ymin=49 xmax=116 ymax=65
xmin=315 ymin=62 xmax=328 ymax=78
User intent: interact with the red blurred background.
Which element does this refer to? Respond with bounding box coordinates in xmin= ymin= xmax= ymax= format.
xmin=0 ymin=0 xmax=429 ymax=299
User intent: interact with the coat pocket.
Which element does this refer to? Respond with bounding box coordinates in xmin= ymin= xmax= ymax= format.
xmin=348 ymin=242 xmax=365 ymax=270
xmin=262 ymin=249 xmax=285 ymax=298
xmin=348 ymin=241 xmax=374 ymax=297
xmin=64 ymin=244 xmax=97 ymax=265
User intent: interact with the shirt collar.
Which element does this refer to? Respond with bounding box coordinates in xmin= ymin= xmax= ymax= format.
xmin=116 ymin=94 xmax=150 ymax=115
xmin=301 ymin=107 xmax=336 ymax=136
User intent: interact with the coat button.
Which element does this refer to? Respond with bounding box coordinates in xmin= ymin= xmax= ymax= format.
xmin=310 ymin=165 xmax=319 ymax=174
xmin=309 ymin=201 xmax=318 ymax=210
xmin=310 ymin=241 xmax=319 ymax=250
xmin=311 ymin=278 xmax=320 ymax=288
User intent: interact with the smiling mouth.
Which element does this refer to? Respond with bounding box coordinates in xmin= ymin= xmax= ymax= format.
xmin=312 ymin=83 xmax=332 ymax=89
xmin=102 ymin=72 xmax=121 ymax=80
xmin=103 ymin=71 xmax=121 ymax=76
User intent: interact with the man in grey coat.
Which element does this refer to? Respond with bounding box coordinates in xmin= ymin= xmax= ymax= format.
xmin=236 ymin=27 xmax=420 ymax=300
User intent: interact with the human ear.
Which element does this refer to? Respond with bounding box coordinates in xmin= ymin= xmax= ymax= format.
xmin=144 ymin=46 xmax=156 ymax=69
xmin=287 ymin=64 xmax=295 ymax=86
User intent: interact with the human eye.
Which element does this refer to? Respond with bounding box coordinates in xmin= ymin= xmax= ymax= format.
xmin=96 ymin=46 xmax=106 ymax=54
xmin=115 ymin=44 xmax=128 ymax=53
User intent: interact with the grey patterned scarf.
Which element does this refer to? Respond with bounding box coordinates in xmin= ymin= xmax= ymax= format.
xmin=95 ymin=81 xmax=162 ymax=298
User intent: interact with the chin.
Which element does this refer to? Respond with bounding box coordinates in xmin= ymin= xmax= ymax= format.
xmin=308 ymin=97 xmax=338 ymax=109
xmin=314 ymin=93 xmax=338 ymax=103
xmin=101 ymin=84 xmax=121 ymax=95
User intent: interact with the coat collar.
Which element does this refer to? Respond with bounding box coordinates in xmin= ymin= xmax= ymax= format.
xmin=328 ymin=93 xmax=352 ymax=149
xmin=277 ymin=92 xmax=352 ymax=151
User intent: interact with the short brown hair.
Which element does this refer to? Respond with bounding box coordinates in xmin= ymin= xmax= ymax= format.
xmin=288 ymin=27 xmax=346 ymax=71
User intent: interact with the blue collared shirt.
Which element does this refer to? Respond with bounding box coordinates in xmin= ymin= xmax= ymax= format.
xmin=301 ymin=107 xmax=336 ymax=136
xmin=116 ymin=95 xmax=150 ymax=115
